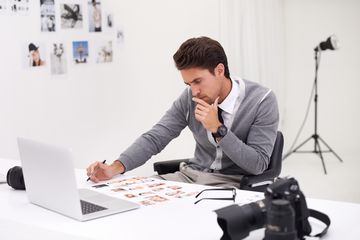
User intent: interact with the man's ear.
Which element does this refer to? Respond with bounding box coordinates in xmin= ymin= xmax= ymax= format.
xmin=215 ymin=63 xmax=225 ymax=76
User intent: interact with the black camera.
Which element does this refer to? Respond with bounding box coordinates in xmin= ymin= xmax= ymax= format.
xmin=215 ymin=177 xmax=330 ymax=240
xmin=6 ymin=166 xmax=26 ymax=190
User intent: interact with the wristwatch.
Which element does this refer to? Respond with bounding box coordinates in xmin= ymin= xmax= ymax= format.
xmin=212 ymin=124 xmax=228 ymax=138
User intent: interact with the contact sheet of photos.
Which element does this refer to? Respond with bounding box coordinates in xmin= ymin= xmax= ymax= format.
xmin=92 ymin=177 xmax=199 ymax=206
xmin=12 ymin=0 xmax=125 ymax=76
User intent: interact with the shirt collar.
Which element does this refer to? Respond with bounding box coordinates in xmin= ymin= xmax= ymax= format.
xmin=218 ymin=78 xmax=239 ymax=114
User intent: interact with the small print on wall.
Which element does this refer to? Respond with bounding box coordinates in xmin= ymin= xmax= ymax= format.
xmin=60 ymin=3 xmax=83 ymax=29
xmin=95 ymin=41 xmax=112 ymax=63
xmin=116 ymin=28 xmax=125 ymax=45
xmin=50 ymin=43 xmax=67 ymax=75
xmin=72 ymin=41 xmax=88 ymax=64
xmin=26 ymin=42 xmax=46 ymax=68
xmin=106 ymin=12 xmax=113 ymax=28
xmin=8 ymin=0 xmax=29 ymax=14
xmin=103 ymin=11 xmax=113 ymax=32
xmin=0 ymin=0 xmax=7 ymax=14
xmin=88 ymin=0 xmax=102 ymax=32
xmin=40 ymin=0 xmax=55 ymax=32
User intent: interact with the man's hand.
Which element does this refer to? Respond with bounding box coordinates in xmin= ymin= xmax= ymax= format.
xmin=86 ymin=160 xmax=125 ymax=183
xmin=192 ymin=97 xmax=222 ymax=133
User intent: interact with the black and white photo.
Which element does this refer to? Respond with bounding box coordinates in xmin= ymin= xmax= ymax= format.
xmin=102 ymin=11 xmax=113 ymax=33
xmin=116 ymin=28 xmax=125 ymax=45
xmin=50 ymin=42 xmax=67 ymax=75
xmin=60 ymin=3 xmax=83 ymax=29
xmin=0 ymin=0 xmax=7 ymax=14
xmin=9 ymin=0 xmax=29 ymax=14
xmin=40 ymin=0 xmax=55 ymax=32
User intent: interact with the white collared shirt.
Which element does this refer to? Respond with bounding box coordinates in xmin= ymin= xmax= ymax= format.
xmin=208 ymin=77 xmax=245 ymax=170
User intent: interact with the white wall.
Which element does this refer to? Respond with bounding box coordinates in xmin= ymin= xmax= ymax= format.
xmin=0 ymin=0 xmax=220 ymax=176
xmin=2 ymin=0 xmax=359 ymax=179
xmin=283 ymin=0 xmax=360 ymax=156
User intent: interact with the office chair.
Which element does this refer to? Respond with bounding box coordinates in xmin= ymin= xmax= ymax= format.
xmin=153 ymin=131 xmax=284 ymax=192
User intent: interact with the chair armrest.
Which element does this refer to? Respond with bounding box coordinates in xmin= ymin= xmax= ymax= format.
xmin=240 ymin=168 xmax=280 ymax=187
xmin=153 ymin=159 xmax=189 ymax=175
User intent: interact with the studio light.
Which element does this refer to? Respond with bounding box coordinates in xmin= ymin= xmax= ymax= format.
xmin=284 ymin=34 xmax=343 ymax=174
xmin=314 ymin=35 xmax=339 ymax=51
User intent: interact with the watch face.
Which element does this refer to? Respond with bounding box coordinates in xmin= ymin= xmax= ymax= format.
xmin=217 ymin=125 xmax=227 ymax=137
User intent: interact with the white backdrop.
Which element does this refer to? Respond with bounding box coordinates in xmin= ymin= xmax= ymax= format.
xmin=219 ymin=0 xmax=286 ymax=127
xmin=283 ymin=0 xmax=360 ymax=156
xmin=0 ymin=0 xmax=220 ymax=176
xmin=1 ymin=0 xmax=359 ymax=178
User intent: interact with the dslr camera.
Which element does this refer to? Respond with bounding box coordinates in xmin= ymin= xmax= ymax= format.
xmin=215 ymin=177 xmax=330 ymax=240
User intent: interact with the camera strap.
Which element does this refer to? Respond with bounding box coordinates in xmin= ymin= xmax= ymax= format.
xmin=308 ymin=208 xmax=331 ymax=238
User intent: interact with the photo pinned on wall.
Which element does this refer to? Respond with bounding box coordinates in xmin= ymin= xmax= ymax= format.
xmin=72 ymin=41 xmax=88 ymax=64
xmin=116 ymin=27 xmax=125 ymax=45
xmin=26 ymin=42 xmax=46 ymax=68
xmin=94 ymin=41 xmax=112 ymax=63
xmin=106 ymin=12 xmax=113 ymax=28
xmin=8 ymin=0 xmax=30 ymax=15
xmin=40 ymin=0 xmax=55 ymax=32
xmin=0 ymin=0 xmax=7 ymax=14
xmin=50 ymin=42 xmax=67 ymax=75
xmin=60 ymin=3 xmax=83 ymax=29
xmin=103 ymin=11 xmax=113 ymax=32
xmin=88 ymin=0 xmax=102 ymax=32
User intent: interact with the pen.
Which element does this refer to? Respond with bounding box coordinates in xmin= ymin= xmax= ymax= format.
xmin=87 ymin=160 xmax=106 ymax=182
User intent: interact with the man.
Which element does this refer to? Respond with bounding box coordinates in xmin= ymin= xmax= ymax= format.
xmin=87 ymin=36 xmax=279 ymax=188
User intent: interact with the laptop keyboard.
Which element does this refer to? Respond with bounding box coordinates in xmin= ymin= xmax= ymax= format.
xmin=80 ymin=200 xmax=107 ymax=215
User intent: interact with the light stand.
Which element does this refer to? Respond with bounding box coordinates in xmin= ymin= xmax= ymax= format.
xmin=283 ymin=35 xmax=343 ymax=174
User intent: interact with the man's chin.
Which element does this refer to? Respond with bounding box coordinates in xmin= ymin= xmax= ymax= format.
xmin=204 ymin=98 xmax=213 ymax=104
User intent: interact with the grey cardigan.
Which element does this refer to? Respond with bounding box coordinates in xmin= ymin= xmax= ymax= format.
xmin=119 ymin=79 xmax=279 ymax=176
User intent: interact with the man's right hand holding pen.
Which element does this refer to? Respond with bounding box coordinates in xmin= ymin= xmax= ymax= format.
xmin=86 ymin=160 xmax=125 ymax=183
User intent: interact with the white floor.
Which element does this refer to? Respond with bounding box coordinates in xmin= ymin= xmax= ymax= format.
xmin=280 ymin=152 xmax=360 ymax=204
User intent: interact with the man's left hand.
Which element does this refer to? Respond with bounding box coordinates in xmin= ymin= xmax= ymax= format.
xmin=192 ymin=97 xmax=221 ymax=133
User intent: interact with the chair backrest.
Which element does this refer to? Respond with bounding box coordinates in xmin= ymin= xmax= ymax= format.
xmin=240 ymin=131 xmax=284 ymax=191
xmin=267 ymin=131 xmax=284 ymax=177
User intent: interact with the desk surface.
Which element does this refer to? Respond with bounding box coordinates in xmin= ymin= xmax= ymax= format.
xmin=1 ymin=158 xmax=360 ymax=240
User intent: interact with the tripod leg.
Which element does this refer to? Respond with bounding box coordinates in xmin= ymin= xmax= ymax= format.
xmin=283 ymin=135 xmax=314 ymax=160
xmin=315 ymin=139 xmax=327 ymax=174
xmin=318 ymin=136 xmax=344 ymax=162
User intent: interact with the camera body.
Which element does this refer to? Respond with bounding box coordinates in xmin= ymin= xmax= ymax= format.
xmin=264 ymin=177 xmax=311 ymax=239
xmin=215 ymin=177 xmax=312 ymax=240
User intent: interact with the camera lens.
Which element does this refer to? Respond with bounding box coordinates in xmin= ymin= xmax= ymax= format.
xmin=216 ymin=200 xmax=267 ymax=240
xmin=6 ymin=166 xmax=26 ymax=190
xmin=264 ymin=199 xmax=298 ymax=240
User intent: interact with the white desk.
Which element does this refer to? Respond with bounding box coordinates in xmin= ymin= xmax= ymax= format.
xmin=1 ymin=157 xmax=360 ymax=240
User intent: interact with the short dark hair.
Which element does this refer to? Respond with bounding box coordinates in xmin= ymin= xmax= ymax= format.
xmin=173 ymin=36 xmax=230 ymax=78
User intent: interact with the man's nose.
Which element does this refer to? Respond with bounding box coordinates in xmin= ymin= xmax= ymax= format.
xmin=191 ymin=86 xmax=200 ymax=97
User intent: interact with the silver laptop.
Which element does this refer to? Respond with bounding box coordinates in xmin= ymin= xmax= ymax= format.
xmin=17 ymin=137 xmax=140 ymax=221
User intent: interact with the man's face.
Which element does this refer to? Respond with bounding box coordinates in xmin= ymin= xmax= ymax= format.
xmin=181 ymin=65 xmax=223 ymax=104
